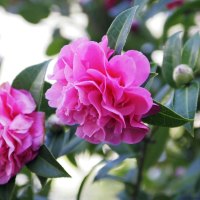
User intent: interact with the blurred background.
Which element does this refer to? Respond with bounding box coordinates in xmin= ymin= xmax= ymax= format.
xmin=0 ymin=0 xmax=200 ymax=200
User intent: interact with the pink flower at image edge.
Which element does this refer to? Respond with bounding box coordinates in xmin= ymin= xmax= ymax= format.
xmin=45 ymin=35 xmax=155 ymax=145
xmin=0 ymin=83 xmax=45 ymax=184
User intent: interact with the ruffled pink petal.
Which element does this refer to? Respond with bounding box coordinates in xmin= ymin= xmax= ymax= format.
xmin=12 ymin=89 xmax=36 ymax=114
xmin=99 ymin=35 xmax=114 ymax=59
xmin=76 ymin=41 xmax=107 ymax=74
xmin=126 ymin=87 xmax=153 ymax=115
xmin=29 ymin=112 xmax=45 ymax=151
xmin=45 ymin=82 xmax=64 ymax=108
xmin=9 ymin=114 xmax=33 ymax=134
xmin=124 ymin=50 xmax=150 ymax=86
xmin=108 ymin=55 xmax=136 ymax=87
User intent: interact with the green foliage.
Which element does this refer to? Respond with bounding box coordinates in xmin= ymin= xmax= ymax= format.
xmin=143 ymin=101 xmax=191 ymax=127
xmin=0 ymin=178 xmax=15 ymax=200
xmin=40 ymin=82 xmax=55 ymax=118
xmin=12 ymin=60 xmax=50 ymax=111
xmin=94 ymin=155 xmax=132 ymax=182
xmin=182 ymin=33 xmax=200 ymax=70
xmin=19 ymin=1 xmax=51 ymax=24
xmin=172 ymin=81 xmax=200 ymax=136
xmin=46 ymin=28 xmax=70 ymax=56
xmin=163 ymin=1 xmax=200 ymax=41
xmin=162 ymin=32 xmax=182 ymax=87
xmin=107 ymin=6 xmax=138 ymax=54
xmin=27 ymin=145 xmax=70 ymax=178
xmin=144 ymin=127 xmax=169 ymax=169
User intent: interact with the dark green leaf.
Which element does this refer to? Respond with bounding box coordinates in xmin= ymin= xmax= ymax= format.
xmin=60 ymin=136 xmax=84 ymax=156
xmin=107 ymin=6 xmax=138 ymax=55
xmin=172 ymin=81 xmax=199 ymax=136
xmin=182 ymin=32 xmax=200 ymax=69
xmin=27 ymin=145 xmax=70 ymax=178
xmin=46 ymin=36 xmax=70 ymax=56
xmin=12 ymin=60 xmax=50 ymax=111
xmin=144 ymin=127 xmax=169 ymax=169
xmin=40 ymin=82 xmax=55 ymax=118
xmin=162 ymin=32 xmax=182 ymax=87
xmin=19 ymin=2 xmax=50 ymax=24
xmin=94 ymin=155 xmax=131 ymax=181
xmin=143 ymin=101 xmax=191 ymax=127
xmin=46 ymin=129 xmax=70 ymax=158
xmin=37 ymin=176 xmax=48 ymax=188
xmin=0 ymin=177 xmax=15 ymax=200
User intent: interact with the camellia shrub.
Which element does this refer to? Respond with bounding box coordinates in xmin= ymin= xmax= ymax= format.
xmin=0 ymin=1 xmax=200 ymax=200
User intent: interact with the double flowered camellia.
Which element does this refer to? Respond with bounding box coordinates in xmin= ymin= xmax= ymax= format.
xmin=46 ymin=36 xmax=153 ymax=144
xmin=0 ymin=83 xmax=45 ymax=184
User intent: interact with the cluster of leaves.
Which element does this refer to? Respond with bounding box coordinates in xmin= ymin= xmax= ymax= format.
xmin=0 ymin=0 xmax=200 ymax=200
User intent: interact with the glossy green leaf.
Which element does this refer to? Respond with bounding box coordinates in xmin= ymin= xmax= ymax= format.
xmin=46 ymin=35 xmax=70 ymax=56
xmin=182 ymin=32 xmax=200 ymax=69
xmin=0 ymin=177 xmax=15 ymax=200
xmin=40 ymin=82 xmax=55 ymax=118
xmin=37 ymin=176 xmax=48 ymax=188
xmin=143 ymin=101 xmax=191 ymax=127
xmin=27 ymin=145 xmax=70 ymax=178
xmin=12 ymin=60 xmax=50 ymax=111
xmin=46 ymin=129 xmax=70 ymax=158
xmin=172 ymin=81 xmax=199 ymax=136
xmin=162 ymin=32 xmax=182 ymax=87
xmin=94 ymin=155 xmax=131 ymax=181
xmin=144 ymin=127 xmax=169 ymax=169
xmin=107 ymin=6 xmax=138 ymax=55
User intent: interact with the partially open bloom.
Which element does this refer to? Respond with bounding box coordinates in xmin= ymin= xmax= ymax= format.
xmin=46 ymin=35 xmax=154 ymax=144
xmin=0 ymin=83 xmax=45 ymax=184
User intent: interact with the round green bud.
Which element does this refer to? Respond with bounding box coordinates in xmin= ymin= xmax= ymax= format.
xmin=173 ymin=64 xmax=194 ymax=87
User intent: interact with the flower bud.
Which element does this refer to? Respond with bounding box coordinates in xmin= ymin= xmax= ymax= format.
xmin=173 ymin=64 xmax=194 ymax=86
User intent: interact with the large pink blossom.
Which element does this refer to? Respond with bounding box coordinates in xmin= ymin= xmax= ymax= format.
xmin=46 ymin=36 xmax=153 ymax=144
xmin=0 ymin=83 xmax=45 ymax=184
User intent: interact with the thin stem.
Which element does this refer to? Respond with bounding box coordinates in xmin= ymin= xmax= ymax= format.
xmin=132 ymin=126 xmax=159 ymax=200
xmin=133 ymin=138 xmax=149 ymax=200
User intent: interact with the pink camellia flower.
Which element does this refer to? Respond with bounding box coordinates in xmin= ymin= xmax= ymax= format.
xmin=46 ymin=35 xmax=154 ymax=145
xmin=0 ymin=83 xmax=45 ymax=184
xmin=166 ymin=0 xmax=184 ymax=10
